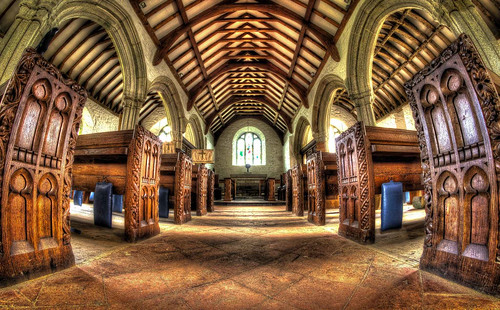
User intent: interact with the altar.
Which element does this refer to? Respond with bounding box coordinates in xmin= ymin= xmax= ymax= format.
xmin=229 ymin=173 xmax=267 ymax=199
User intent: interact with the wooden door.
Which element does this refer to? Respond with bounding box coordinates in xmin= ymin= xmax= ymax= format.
xmin=125 ymin=126 xmax=161 ymax=241
xmin=174 ymin=152 xmax=192 ymax=224
xmin=0 ymin=49 xmax=87 ymax=281
xmin=405 ymin=34 xmax=500 ymax=294
xmin=306 ymin=152 xmax=325 ymax=225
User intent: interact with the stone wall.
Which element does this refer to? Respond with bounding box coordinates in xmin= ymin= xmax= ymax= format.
xmin=80 ymin=98 xmax=119 ymax=134
xmin=376 ymin=103 xmax=415 ymax=130
xmin=214 ymin=118 xmax=283 ymax=179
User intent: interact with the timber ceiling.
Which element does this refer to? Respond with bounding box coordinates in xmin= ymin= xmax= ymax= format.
xmin=44 ymin=19 xmax=124 ymax=113
xmin=371 ymin=9 xmax=457 ymax=119
xmin=332 ymin=88 xmax=356 ymax=118
xmin=0 ymin=0 xmax=20 ymax=39
xmin=140 ymin=91 xmax=163 ymax=122
xmin=130 ymin=0 xmax=359 ymax=135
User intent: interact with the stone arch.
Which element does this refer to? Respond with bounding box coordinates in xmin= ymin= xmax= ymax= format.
xmin=292 ymin=116 xmax=312 ymax=164
xmin=148 ymin=76 xmax=186 ymax=140
xmin=185 ymin=115 xmax=205 ymax=149
xmin=49 ymin=0 xmax=148 ymax=104
xmin=346 ymin=0 xmax=500 ymax=125
xmin=312 ymin=74 xmax=357 ymax=142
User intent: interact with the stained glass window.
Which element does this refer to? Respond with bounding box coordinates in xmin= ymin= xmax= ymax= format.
xmin=235 ymin=132 xmax=262 ymax=166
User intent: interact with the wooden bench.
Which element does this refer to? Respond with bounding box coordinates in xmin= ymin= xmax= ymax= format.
xmin=305 ymin=152 xmax=336 ymax=225
xmin=335 ymin=122 xmax=422 ymax=243
xmin=73 ymin=125 xmax=161 ymax=241
xmin=405 ymin=34 xmax=500 ymax=294
xmin=159 ymin=151 xmax=192 ymax=224
xmin=191 ymin=164 xmax=208 ymax=216
xmin=0 ymin=49 xmax=86 ymax=280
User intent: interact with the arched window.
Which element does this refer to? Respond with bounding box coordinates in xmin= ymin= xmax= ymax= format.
xmin=232 ymin=126 xmax=266 ymax=166
xmin=158 ymin=125 xmax=172 ymax=142
xmin=328 ymin=118 xmax=348 ymax=153
xmin=235 ymin=132 xmax=262 ymax=166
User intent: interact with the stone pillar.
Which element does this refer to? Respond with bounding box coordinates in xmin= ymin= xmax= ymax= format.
xmin=351 ymin=90 xmax=376 ymax=126
xmin=0 ymin=0 xmax=55 ymax=85
xmin=120 ymin=97 xmax=141 ymax=130
xmin=441 ymin=0 xmax=500 ymax=75
xmin=171 ymin=130 xmax=183 ymax=150
xmin=313 ymin=131 xmax=327 ymax=152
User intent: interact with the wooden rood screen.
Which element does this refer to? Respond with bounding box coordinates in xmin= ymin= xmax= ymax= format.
xmin=0 ymin=49 xmax=86 ymax=280
xmin=405 ymin=34 xmax=500 ymax=294
xmin=73 ymin=125 xmax=161 ymax=241
xmin=160 ymin=152 xmax=193 ymax=224
xmin=336 ymin=123 xmax=422 ymax=243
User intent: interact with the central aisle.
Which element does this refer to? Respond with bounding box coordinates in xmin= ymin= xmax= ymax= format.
xmin=0 ymin=206 xmax=497 ymax=309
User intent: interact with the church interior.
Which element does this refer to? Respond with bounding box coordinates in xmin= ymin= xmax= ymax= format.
xmin=0 ymin=0 xmax=499 ymax=308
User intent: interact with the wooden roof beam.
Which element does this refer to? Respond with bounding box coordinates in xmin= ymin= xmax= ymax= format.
xmin=153 ymin=2 xmax=339 ymax=65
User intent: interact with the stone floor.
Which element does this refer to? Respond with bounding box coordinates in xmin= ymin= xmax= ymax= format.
xmin=0 ymin=206 xmax=499 ymax=309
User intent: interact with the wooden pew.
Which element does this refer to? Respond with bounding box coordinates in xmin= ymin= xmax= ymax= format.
xmin=73 ymin=125 xmax=161 ymax=241
xmin=207 ymin=169 xmax=215 ymax=212
xmin=335 ymin=122 xmax=422 ymax=243
xmin=405 ymin=34 xmax=500 ymax=294
xmin=264 ymin=178 xmax=276 ymax=201
xmin=291 ymin=165 xmax=304 ymax=216
xmin=159 ymin=151 xmax=192 ymax=224
xmin=224 ymin=178 xmax=232 ymax=201
xmin=285 ymin=170 xmax=292 ymax=212
xmin=191 ymin=164 xmax=208 ymax=216
xmin=306 ymin=152 xmax=338 ymax=224
xmin=0 ymin=49 xmax=86 ymax=281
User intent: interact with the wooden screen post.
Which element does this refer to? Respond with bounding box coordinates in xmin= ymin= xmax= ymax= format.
xmin=192 ymin=163 xmax=208 ymax=216
xmin=306 ymin=152 xmax=326 ymax=225
xmin=285 ymin=170 xmax=293 ymax=211
xmin=207 ymin=169 xmax=215 ymax=212
xmin=0 ymin=49 xmax=87 ymax=281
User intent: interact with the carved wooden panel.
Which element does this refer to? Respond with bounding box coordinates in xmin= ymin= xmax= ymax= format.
xmin=125 ymin=125 xmax=161 ymax=241
xmin=174 ymin=152 xmax=192 ymax=224
xmin=0 ymin=49 xmax=86 ymax=281
xmin=405 ymin=34 xmax=500 ymax=294
xmin=192 ymin=149 xmax=214 ymax=164
xmin=285 ymin=170 xmax=292 ymax=212
xmin=306 ymin=152 xmax=325 ymax=225
xmin=291 ymin=165 xmax=304 ymax=216
xmin=207 ymin=169 xmax=215 ymax=212
xmin=192 ymin=164 xmax=208 ymax=216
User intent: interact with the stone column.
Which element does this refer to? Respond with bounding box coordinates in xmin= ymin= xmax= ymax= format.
xmin=120 ymin=96 xmax=141 ymax=130
xmin=394 ymin=109 xmax=407 ymax=129
xmin=350 ymin=90 xmax=376 ymax=126
xmin=313 ymin=131 xmax=328 ymax=152
xmin=0 ymin=0 xmax=56 ymax=85
xmin=441 ymin=0 xmax=500 ymax=75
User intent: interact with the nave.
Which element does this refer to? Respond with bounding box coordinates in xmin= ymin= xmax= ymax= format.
xmin=0 ymin=205 xmax=498 ymax=309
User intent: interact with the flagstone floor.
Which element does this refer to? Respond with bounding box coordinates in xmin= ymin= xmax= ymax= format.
xmin=0 ymin=206 xmax=498 ymax=309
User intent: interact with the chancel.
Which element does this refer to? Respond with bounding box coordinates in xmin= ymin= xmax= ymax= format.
xmin=0 ymin=0 xmax=499 ymax=308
